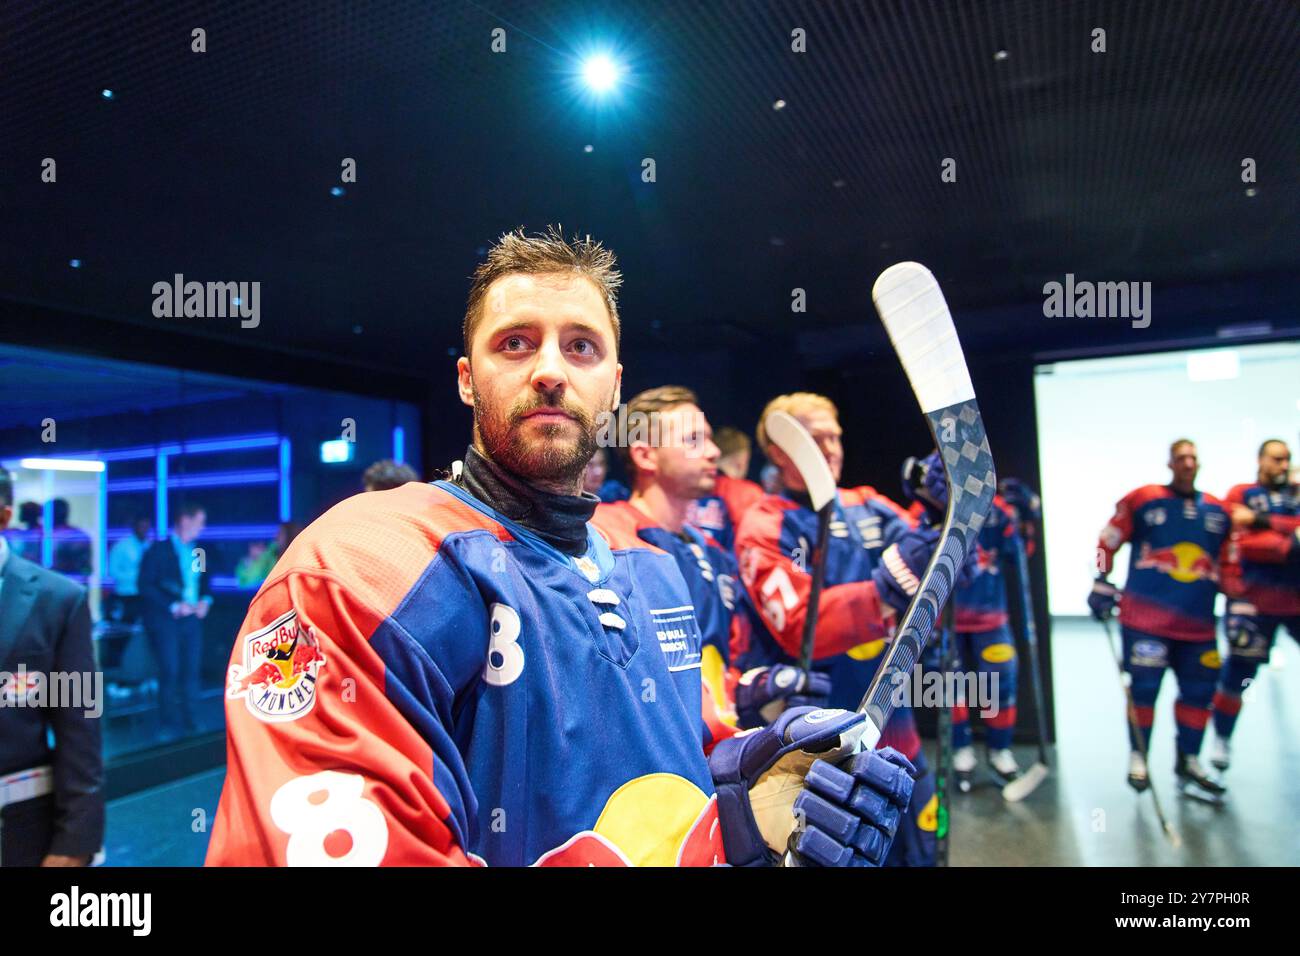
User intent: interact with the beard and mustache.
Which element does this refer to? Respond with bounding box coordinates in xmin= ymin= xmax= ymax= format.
xmin=472 ymin=380 xmax=612 ymax=488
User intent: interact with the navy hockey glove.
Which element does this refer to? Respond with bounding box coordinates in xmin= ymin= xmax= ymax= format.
xmin=998 ymin=477 xmax=1042 ymax=525
xmin=710 ymin=706 xmax=915 ymax=867
xmin=901 ymin=451 xmax=949 ymax=526
xmin=734 ymin=665 xmax=833 ymax=730
xmin=1088 ymin=577 xmax=1120 ymax=620
xmin=873 ymin=524 xmax=978 ymax=615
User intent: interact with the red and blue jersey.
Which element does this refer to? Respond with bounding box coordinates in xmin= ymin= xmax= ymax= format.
xmin=953 ymin=495 xmax=1022 ymax=633
xmin=594 ymin=500 xmax=751 ymax=738
xmin=1221 ymin=481 xmax=1300 ymax=616
xmin=1097 ymin=484 xmax=1231 ymax=640
xmin=734 ymin=486 xmax=922 ymax=759
xmin=207 ymin=481 xmax=726 ymax=867
xmin=687 ymin=474 xmax=765 ymax=552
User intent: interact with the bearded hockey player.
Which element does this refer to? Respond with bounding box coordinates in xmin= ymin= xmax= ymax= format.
xmin=1089 ymin=439 xmax=1231 ymax=802
xmin=593 ymin=386 xmax=829 ymax=735
xmin=904 ymin=457 xmax=1024 ymax=789
xmin=1211 ymin=439 xmax=1300 ymax=770
xmin=205 ymin=227 xmax=917 ymax=867
xmin=735 ymin=392 xmax=955 ymax=866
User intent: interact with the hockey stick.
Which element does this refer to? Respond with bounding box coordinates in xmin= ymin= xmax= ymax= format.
xmin=764 ymin=410 xmax=837 ymax=680
xmin=934 ymin=599 xmax=955 ymax=866
xmin=1001 ymin=543 xmax=1051 ymax=802
xmin=855 ymin=262 xmax=996 ymax=750
xmin=1101 ymin=617 xmax=1181 ymax=847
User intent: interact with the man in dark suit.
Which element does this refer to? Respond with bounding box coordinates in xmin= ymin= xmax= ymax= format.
xmin=0 ymin=469 xmax=104 ymax=866
xmin=138 ymin=503 xmax=211 ymax=738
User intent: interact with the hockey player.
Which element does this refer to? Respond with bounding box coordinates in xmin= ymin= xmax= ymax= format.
xmin=905 ymin=458 xmax=1023 ymax=789
xmin=206 ymin=227 xmax=924 ymax=867
xmin=686 ymin=426 xmax=764 ymax=552
xmin=735 ymin=392 xmax=953 ymax=866
xmin=594 ymin=386 xmax=829 ymax=734
xmin=1089 ymin=439 xmax=1230 ymax=801
xmin=1210 ymin=439 xmax=1300 ymax=770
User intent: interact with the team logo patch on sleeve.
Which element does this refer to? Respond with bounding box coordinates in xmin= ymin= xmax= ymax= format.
xmin=226 ymin=610 xmax=327 ymax=723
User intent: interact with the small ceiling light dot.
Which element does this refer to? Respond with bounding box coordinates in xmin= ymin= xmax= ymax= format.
xmin=832 ymin=179 xmax=845 ymax=188
xmin=581 ymin=54 xmax=621 ymax=93
xmin=1245 ymin=187 xmax=1257 ymax=197
xmin=100 ymin=88 xmax=114 ymax=99
xmin=352 ymin=324 xmax=363 ymax=334
xmin=447 ymin=347 xmax=459 ymax=356
xmin=583 ymin=144 xmax=594 ymax=153
xmin=993 ymin=50 xmax=1009 ymax=61
xmin=69 ymin=258 xmax=82 ymax=268
xmin=331 ymin=186 xmax=345 ymax=197
xmin=772 ymin=99 xmax=786 ymax=110
xmin=769 ymin=237 xmax=785 ymax=247
xmin=232 ymin=297 xmax=242 ymax=307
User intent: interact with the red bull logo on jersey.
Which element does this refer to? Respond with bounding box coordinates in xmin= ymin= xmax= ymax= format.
xmin=226 ymin=609 xmax=327 ymax=723
xmin=533 ymin=774 xmax=724 ymax=866
xmin=1133 ymin=541 xmax=1218 ymax=584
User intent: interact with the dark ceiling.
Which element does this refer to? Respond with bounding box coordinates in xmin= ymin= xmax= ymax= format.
xmin=2 ymin=0 xmax=1297 ymax=374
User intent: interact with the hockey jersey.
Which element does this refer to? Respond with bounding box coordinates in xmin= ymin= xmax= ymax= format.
xmin=953 ymin=495 xmax=1022 ymax=633
xmin=206 ymin=480 xmax=725 ymax=867
xmin=687 ymin=474 xmax=765 ymax=552
xmin=1221 ymin=481 xmax=1300 ymax=615
xmin=734 ymin=487 xmax=922 ymax=757
xmin=1096 ymin=484 xmax=1230 ymax=640
xmin=593 ymin=500 xmax=752 ymax=738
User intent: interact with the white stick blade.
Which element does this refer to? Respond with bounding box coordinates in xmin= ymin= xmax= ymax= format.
xmin=871 ymin=262 xmax=975 ymax=413
xmin=1001 ymin=761 xmax=1049 ymax=802
xmin=764 ymin=411 xmax=837 ymax=511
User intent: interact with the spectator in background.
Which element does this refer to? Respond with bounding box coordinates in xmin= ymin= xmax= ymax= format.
xmin=107 ymin=516 xmax=152 ymax=624
xmin=139 ymin=504 xmax=211 ymax=738
xmin=9 ymin=501 xmax=44 ymax=560
xmin=582 ymin=446 xmax=629 ymax=502
xmin=235 ymin=521 xmax=302 ymax=587
xmin=50 ymin=499 xmax=92 ymax=576
xmin=0 ymin=469 xmax=104 ymax=866
xmin=760 ymin=462 xmax=782 ymax=494
xmin=362 ymin=459 xmax=419 ymax=492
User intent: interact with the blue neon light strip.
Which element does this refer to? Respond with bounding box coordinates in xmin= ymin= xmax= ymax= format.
xmin=104 ymin=524 xmax=281 ymax=541
xmin=156 ymin=454 xmax=168 ymax=533
xmin=98 ymin=433 xmax=281 ymax=462
xmin=109 ymin=469 xmax=280 ymax=492
xmin=98 ymin=468 xmax=108 ymax=585
xmin=279 ymin=439 xmax=291 ymax=522
xmin=392 ymin=425 xmax=405 ymax=464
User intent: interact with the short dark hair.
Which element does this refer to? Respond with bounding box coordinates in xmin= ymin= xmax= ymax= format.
xmin=1169 ymin=438 xmax=1196 ymax=458
xmin=0 ymin=469 xmax=11 ymax=508
xmin=363 ymin=459 xmax=419 ymax=492
xmin=615 ymin=385 xmax=699 ymax=479
xmin=175 ymin=502 xmax=205 ymax=523
xmin=52 ymin=497 xmax=70 ymax=525
xmin=714 ymin=426 xmax=751 ymax=459
xmin=1258 ymin=438 xmax=1288 ymax=458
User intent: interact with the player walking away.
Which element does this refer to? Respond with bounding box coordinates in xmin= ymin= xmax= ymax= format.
xmin=685 ymin=425 xmax=764 ymax=552
xmin=736 ymin=392 xmax=955 ymax=866
xmin=594 ymin=386 xmax=828 ymax=735
xmin=1210 ymin=439 xmax=1300 ymax=770
xmin=912 ymin=470 xmax=1023 ymax=789
xmin=207 ymin=227 xmax=922 ymax=867
xmin=1089 ymin=439 xmax=1231 ymax=802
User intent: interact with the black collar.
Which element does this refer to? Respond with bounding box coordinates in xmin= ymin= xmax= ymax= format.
xmin=456 ymin=446 xmax=598 ymax=556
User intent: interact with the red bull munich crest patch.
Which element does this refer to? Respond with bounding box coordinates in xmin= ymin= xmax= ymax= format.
xmin=226 ymin=610 xmax=327 ymax=723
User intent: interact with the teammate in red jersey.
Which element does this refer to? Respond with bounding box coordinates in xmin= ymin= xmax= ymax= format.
xmin=1210 ymin=439 xmax=1300 ymax=770
xmin=1089 ymin=439 xmax=1231 ymax=801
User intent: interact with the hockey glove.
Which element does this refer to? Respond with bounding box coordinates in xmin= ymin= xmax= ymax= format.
xmin=734 ymin=665 xmax=833 ymax=730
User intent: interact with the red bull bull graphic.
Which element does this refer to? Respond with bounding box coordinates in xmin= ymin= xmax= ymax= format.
xmin=226 ymin=609 xmax=327 ymax=723
xmin=1133 ymin=541 xmax=1218 ymax=584
xmin=533 ymin=774 xmax=725 ymax=866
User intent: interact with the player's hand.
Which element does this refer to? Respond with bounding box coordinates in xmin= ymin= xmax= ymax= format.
xmin=901 ymin=451 xmax=948 ymax=526
xmin=872 ymin=524 xmax=977 ymax=614
xmin=1087 ymin=578 xmax=1120 ymax=621
xmin=709 ymin=707 xmax=913 ymax=867
xmin=195 ymin=601 xmax=210 ymax=620
xmin=998 ymin=478 xmax=1042 ymax=525
xmin=1230 ymin=504 xmax=1257 ymax=529
xmin=734 ymin=665 xmax=832 ymax=729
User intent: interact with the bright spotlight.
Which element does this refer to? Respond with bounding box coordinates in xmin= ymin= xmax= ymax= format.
xmin=582 ymin=54 xmax=620 ymax=92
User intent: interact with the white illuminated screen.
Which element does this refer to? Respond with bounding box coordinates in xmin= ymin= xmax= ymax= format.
xmin=1034 ymin=341 xmax=1300 ymax=616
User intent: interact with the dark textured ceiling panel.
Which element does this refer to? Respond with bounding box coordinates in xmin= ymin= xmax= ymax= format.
xmin=1 ymin=0 xmax=1296 ymax=369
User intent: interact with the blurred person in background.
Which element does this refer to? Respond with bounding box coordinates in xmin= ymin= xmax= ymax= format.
xmin=0 ymin=469 xmax=104 ymax=867
xmin=107 ymin=516 xmax=152 ymax=624
xmin=139 ymin=504 xmax=211 ymax=739
xmin=50 ymin=499 xmax=92 ymax=576
xmin=581 ymin=446 xmax=628 ymax=502
xmin=235 ymin=521 xmax=303 ymax=587
xmin=362 ymin=459 xmax=419 ymax=492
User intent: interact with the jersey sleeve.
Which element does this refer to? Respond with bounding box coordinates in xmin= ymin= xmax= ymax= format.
xmin=1224 ymin=484 xmax=1299 ymax=564
xmin=736 ymin=503 xmax=891 ymax=661
xmin=206 ymin=488 xmax=488 ymax=867
xmin=1096 ymin=489 xmax=1140 ymax=575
